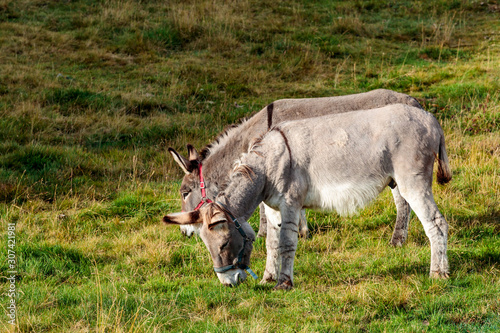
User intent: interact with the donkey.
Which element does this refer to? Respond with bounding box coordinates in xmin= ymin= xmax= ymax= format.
xmin=163 ymin=104 xmax=452 ymax=289
xmin=169 ymin=89 xmax=422 ymax=247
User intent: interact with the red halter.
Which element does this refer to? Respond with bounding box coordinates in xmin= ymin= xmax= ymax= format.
xmin=193 ymin=163 xmax=213 ymax=210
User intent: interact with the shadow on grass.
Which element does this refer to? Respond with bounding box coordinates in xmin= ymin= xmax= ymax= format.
xmin=252 ymin=284 xmax=274 ymax=292
xmin=327 ymin=247 xmax=500 ymax=285
xmin=448 ymin=245 xmax=500 ymax=271
xmin=300 ymin=210 xmax=500 ymax=283
xmin=451 ymin=209 xmax=500 ymax=242
xmin=16 ymin=243 xmax=93 ymax=282
xmin=350 ymin=243 xmax=500 ymax=283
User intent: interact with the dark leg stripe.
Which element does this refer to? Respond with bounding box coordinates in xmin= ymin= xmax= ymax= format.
xmin=282 ymin=226 xmax=298 ymax=233
xmin=273 ymin=127 xmax=293 ymax=169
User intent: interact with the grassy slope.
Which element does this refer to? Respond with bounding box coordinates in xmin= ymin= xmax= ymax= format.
xmin=0 ymin=0 xmax=499 ymax=331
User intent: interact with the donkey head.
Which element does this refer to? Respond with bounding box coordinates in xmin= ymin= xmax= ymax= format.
xmin=168 ymin=145 xmax=219 ymax=237
xmin=163 ymin=203 xmax=256 ymax=286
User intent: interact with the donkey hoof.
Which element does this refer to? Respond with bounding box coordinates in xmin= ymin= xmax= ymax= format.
xmin=273 ymin=280 xmax=293 ymax=290
xmin=430 ymin=271 xmax=449 ymax=279
xmin=261 ymin=272 xmax=276 ymax=284
xmin=299 ymin=230 xmax=310 ymax=239
xmin=389 ymin=238 xmax=403 ymax=247
xmin=256 ymin=231 xmax=267 ymax=238
xmin=260 ymin=278 xmax=275 ymax=285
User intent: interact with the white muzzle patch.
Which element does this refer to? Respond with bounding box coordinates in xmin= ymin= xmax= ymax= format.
xmin=216 ymin=268 xmax=247 ymax=286
xmin=179 ymin=224 xmax=201 ymax=237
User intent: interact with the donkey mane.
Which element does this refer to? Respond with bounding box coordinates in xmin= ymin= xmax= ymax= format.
xmin=232 ymin=161 xmax=255 ymax=181
xmin=247 ymin=132 xmax=267 ymax=154
xmin=199 ymin=118 xmax=250 ymax=161
xmin=199 ymin=102 xmax=275 ymax=161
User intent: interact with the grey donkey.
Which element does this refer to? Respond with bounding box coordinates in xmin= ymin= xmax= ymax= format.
xmin=169 ymin=89 xmax=422 ymax=248
xmin=163 ymin=104 xmax=452 ymax=289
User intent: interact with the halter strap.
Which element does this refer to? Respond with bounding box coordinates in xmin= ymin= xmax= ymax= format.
xmin=193 ymin=163 xmax=213 ymax=211
xmin=212 ymin=201 xmax=258 ymax=280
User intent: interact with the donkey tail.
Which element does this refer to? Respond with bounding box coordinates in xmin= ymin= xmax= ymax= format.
xmin=436 ymin=134 xmax=452 ymax=185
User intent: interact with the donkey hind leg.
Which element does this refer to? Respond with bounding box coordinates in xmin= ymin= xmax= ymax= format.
xmin=298 ymin=209 xmax=309 ymax=239
xmin=275 ymin=207 xmax=301 ymax=290
xmin=261 ymin=204 xmax=281 ymax=284
xmin=397 ymin=181 xmax=449 ymax=278
xmin=257 ymin=202 xmax=268 ymax=238
xmin=389 ymin=186 xmax=412 ymax=247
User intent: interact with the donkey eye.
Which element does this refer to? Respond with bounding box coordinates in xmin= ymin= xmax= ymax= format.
xmin=220 ymin=240 xmax=230 ymax=250
xmin=181 ymin=191 xmax=190 ymax=200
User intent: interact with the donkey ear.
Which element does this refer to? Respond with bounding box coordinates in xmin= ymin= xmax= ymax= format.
xmin=163 ymin=211 xmax=202 ymax=225
xmin=187 ymin=144 xmax=200 ymax=162
xmin=202 ymin=203 xmax=229 ymax=230
xmin=168 ymin=147 xmax=192 ymax=175
xmin=208 ymin=210 xmax=228 ymax=230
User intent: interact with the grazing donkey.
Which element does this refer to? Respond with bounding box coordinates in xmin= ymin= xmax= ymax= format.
xmin=163 ymin=104 xmax=452 ymax=289
xmin=169 ymin=89 xmax=422 ymax=248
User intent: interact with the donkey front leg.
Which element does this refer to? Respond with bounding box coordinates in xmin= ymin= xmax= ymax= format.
xmin=259 ymin=203 xmax=308 ymax=239
xmin=261 ymin=204 xmax=281 ymax=283
xmin=298 ymin=209 xmax=309 ymax=239
xmin=275 ymin=207 xmax=301 ymax=290
xmin=257 ymin=202 xmax=268 ymax=238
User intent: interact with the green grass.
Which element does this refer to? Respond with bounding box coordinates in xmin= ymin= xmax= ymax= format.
xmin=0 ymin=0 xmax=499 ymax=331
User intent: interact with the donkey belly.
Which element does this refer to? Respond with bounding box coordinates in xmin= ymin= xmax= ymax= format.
xmin=303 ymin=176 xmax=390 ymax=216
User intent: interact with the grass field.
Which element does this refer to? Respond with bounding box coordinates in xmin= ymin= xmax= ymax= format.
xmin=1 ymin=0 xmax=499 ymax=331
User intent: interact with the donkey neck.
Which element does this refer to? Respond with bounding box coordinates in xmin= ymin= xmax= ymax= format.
xmin=215 ymin=164 xmax=266 ymax=221
xmin=216 ymin=189 xmax=262 ymax=222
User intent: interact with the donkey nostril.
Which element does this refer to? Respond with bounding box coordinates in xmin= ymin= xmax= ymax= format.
xmin=234 ymin=272 xmax=242 ymax=285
